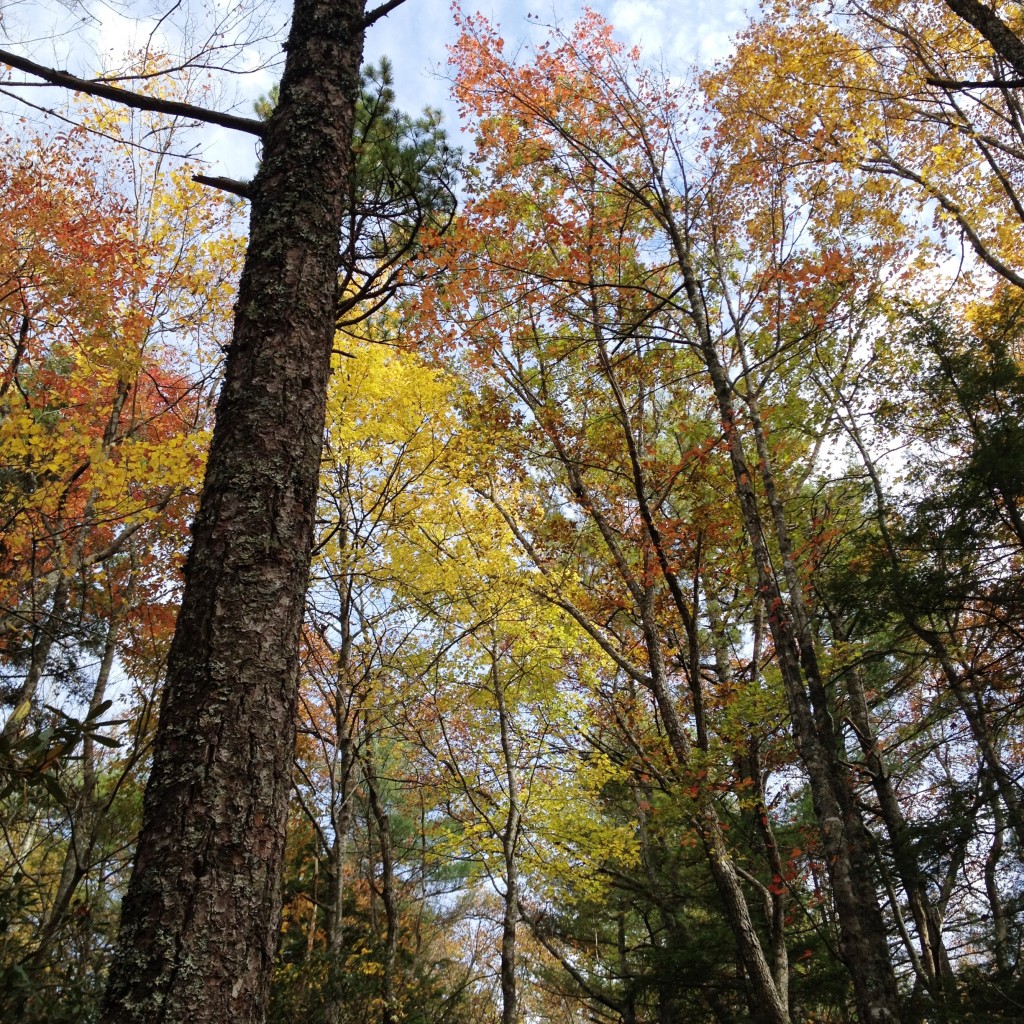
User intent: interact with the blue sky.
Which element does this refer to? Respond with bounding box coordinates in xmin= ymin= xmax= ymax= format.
xmin=360 ymin=0 xmax=754 ymax=109
xmin=0 ymin=0 xmax=754 ymax=175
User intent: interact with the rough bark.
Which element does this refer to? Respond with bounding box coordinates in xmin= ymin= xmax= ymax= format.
xmin=99 ymin=3 xmax=367 ymax=1022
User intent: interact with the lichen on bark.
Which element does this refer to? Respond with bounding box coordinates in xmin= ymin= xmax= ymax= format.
xmin=100 ymin=3 xmax=369 ymax=1023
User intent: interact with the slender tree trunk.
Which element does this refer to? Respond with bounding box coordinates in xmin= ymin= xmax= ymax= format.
xmin=982 ymin=770 xmax=1010 ymax=976
xmin=4 ymin=377 xmax=131 ymax=736
xmin=100 ymin=3 xmax=367 ymax=1021
xmin=323 ymin=727 xmax=357 ymax=1024
xmin=493 ymin=662 xmax=521 ymax=1024
xmin=617 ymin=912 xmax=637 ymax=1024
xmin=29 ymin=612 xmax=120 ymax=968
xmin=323 ymin=674 xmax=358 ymax=1024
xmin=650 ymin=178 xmax=901 ymax=1018
xmin=708 ymin=592 xmax=791 ymax=1007
xmin=845 ymin=409 xmax=1024 ymax=850
xmin=2 ymin=573 xmax=69 ymax=739
xmin=833 ymin=623 xmax=954 ymax=1005
xmin=639 ymin=590 xmax=792 ymax=1024
xmin=364 ymin=742 xmax=399 ymax=1024
xmin=537 ymin=333 xmax=790 ymax=1024
xmin=702 ymin=347 xmax=900 ymax=1024
xmin=322 ymin=495 xmax=360 ymax=1024
xmin=924 ymin=637 xmax=1024 ymax=845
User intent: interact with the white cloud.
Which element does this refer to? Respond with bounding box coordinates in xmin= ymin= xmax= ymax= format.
xmin=360 ymin=0 xmax=756 ymax=151
xmin=1 ymin=0 xmax=760 ymax=174
xmin=81 ymin=2 xmax=163 ymax=70
xmin=607 ymin=0 xmax=750 ymax=66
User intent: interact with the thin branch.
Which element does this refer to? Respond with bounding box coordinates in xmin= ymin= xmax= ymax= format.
xmin=0 ymin=87 xmax=198 ymax=159
xmin=0 ymin=48 xmax=266 ymax=137
xmin=864 ymin=142 xmax=1024 ymax=289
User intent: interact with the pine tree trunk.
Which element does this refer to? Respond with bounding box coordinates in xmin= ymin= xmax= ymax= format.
xmin=100 ymin=3 xmax=366 ymax=1021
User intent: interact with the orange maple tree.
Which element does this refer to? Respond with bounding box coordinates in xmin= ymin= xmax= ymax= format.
xmin=0 ymin=122 xmax=242 ymax=724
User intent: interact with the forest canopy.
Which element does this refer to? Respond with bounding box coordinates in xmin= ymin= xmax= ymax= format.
xmin=1 ymin=2 xmax=1022 ymax=1024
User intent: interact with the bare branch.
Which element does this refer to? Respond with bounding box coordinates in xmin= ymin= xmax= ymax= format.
xmin=927 ymin=75 xmax=1024 ymax=89
xmin=0 ymin=48 xmax=266 ymax=137
xmin=192 ymin=174 xmax=253 ymax=199
xmin=362 ymin=0 xmax=409 ymax=28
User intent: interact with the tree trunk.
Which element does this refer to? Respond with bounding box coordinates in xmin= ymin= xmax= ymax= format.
xmin=29 ymin=612 xmax=120 ymax=969
xmin=534 ymin=345 xmax=790 ymax=1024
xmin=494 ymin=661 xmax=521 ymax=1024
xmin=639 ymin=591 xmax=792 ymax=1024
xmin=700 ymin=342 xmax=900 ymax=1024
xmin=322 ymin=493 xmax=361 ymax=1024
xmin=648 ymin=183 xmax=900 ymax=1019
xmin=835 ymin=623 xmax=955 ymax=1006
xmin=943 ymin=0 xmax=1024 ymax=78
xmin=100 ymin=3 xmax=367 ymax=1022
xmin=2 ymin=573 xmax=68 ymax=739
xmin=323 ymin=696 xmax=358 ymax=1024
xmin=364 ymin=741 xmax=399 ymax=1024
